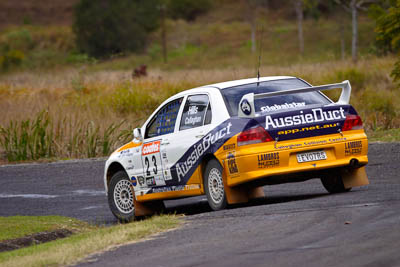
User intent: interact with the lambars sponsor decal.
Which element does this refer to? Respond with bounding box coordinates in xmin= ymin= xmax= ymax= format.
xmin=345 ymin=140 xmax=362 ymax=156
xmin=258 ymin=152 xmax=280 ymax=168
xmin=265 ymin=107 xmax=346 ymax=130
xmin=142 ymin=141 xmax=160 ymax=155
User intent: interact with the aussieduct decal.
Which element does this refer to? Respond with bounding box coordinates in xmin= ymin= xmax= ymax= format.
xmin=146 ymin=104 xmax=359 ymax=193
xmin=255 ymin=104 xmax=356 ymax=141
xmin=170 ymin=120 xmax=237 ymax=185
xmin=173 ymin=121 xmax=234 ymax=181
xmin=147 ymin=118 xmax=249 ymax=192
xmin=265 ymin=107 xmax=346 ymax=129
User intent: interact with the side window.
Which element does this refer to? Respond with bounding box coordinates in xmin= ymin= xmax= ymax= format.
xmin=180 ymin=94 xmax=211 ymax=131
xmin=145 ymin=98 xmax=183 ymax=138
xmin=204 ymin=102 xmax=212 ymax=125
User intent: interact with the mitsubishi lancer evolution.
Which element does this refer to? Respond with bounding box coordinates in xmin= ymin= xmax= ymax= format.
xmin=104 ymin=77 xmax=369 ymax=221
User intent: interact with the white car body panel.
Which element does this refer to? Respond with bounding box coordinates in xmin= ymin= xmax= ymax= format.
xmin=104 ymin=86 xmax=230 ymax=195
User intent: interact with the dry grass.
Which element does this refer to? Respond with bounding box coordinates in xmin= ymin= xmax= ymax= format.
xmin=0 ymin=56 xmax=398 ymax=161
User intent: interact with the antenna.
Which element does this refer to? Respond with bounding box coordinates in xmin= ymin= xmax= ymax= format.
xmin=256 ymin=25 xmax=264 ymax=86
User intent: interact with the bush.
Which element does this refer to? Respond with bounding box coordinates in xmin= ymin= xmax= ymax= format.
xmin=0 ymin=28 xmax=32 ymax=71
xmin=335 ymin=68 xmax=366 ymax=89
xmin=3 ymin=29 xmax=34 ymax=51
xmin=107 ymin=83 xmax=159 ymax=114
xmin=73 ymin=0 xmax=160 ymax=58
xmin=0 ymin=111 xmax=53 ymax=161
xmin=0 ymin=49 xmax=25 ymax=71
xmin=392 ymin=58 xmax=400 ymax=84
xmin=0 ymin=110 xmax=132 ymax=161
xmin=168 ymin=0 xmax=212 ymax=21
xmin=361 ymin=89 xmax=397 ymax=130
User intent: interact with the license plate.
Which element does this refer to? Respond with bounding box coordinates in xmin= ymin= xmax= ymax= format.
xmin=297 ymin=150 xmax=327 ymax=163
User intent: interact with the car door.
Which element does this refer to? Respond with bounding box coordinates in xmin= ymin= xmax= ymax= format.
xmin=137 ymin=97 xmax=184 ymax=189
xmin=163 ymin=94 xmax=214 ymax=186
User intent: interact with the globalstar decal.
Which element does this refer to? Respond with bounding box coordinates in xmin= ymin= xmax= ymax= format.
xmin=175 ymin=122 xmax=232 ymax=181
xmin=265 ymin=107 xmax=346 ymax=130
xmin=260 ymin=102 xmax=305 ymax=112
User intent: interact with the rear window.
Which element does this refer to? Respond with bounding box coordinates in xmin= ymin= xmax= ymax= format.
xmin=220 ymin=78 xmax=331 ymax=116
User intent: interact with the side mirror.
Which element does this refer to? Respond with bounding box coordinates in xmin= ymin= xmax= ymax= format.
xmin=133 ymin=128 xmax=142 ymax=142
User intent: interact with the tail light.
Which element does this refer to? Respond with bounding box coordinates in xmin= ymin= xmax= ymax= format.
xmin=342 ymin=114 xmax=363 ymax=131
xmin=237 ymin=126 xmax=273 ymax=146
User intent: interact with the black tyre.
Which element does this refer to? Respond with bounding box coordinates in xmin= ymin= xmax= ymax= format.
xmin=204 ymin=159 xmax=227 ymax=211
xmin=108 ymin=171 xmax=135 ymax=222
xmin=320 ymin=170 xmax=351 ymax=194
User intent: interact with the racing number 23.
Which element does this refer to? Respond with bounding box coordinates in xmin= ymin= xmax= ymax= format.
xmin=144 ymin=156 xmax=158 ymax=176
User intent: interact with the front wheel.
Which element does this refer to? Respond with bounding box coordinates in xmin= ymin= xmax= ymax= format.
xmin=320 ymin=170 xmax=351 ymax=194
xmin=204 ymin=159 xmax=227 ymax=211
xmin=108 ymin=171 xmax=135 ymax=222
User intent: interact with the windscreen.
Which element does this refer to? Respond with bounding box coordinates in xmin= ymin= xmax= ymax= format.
xmin=220 ymin=78 xmax=331 ymax=117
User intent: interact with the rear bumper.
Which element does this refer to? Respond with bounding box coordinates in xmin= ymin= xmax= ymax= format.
xmin=222 ymin=131 xmax=368 ymax=187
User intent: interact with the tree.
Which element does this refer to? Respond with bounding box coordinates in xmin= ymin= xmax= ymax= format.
xmin=294 ymin=0 xmax=304 ymax=54
xmin=339 ymin=15 xmax=346 ymax=60
xmin=335 ymin=0 xmax=377 ymax=63
xmin=167 ymin=0 xmax=212 ymax=21
xmin=369 ymin=0 xmax=398 ymax=53
xmin=244 ymin=0 xmax=267 ymax=53
xmin=73 ymin=0 xmax=160 ymax=58
xmin=158 ymin=0 xmax=213 ymax=63
xmin=159 ymin=2 xmax=168 ymax=63
xmin=372 ymin=0 xmax=400 ymax=83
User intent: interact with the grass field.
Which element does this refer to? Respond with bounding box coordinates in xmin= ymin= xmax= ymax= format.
xmin=0 ymin=215 xmax=179 ymax=267
xmin=0 ymin=56 xmax=398 ymax=162
xmin=0 ymin=216 xmax=90 ymax=241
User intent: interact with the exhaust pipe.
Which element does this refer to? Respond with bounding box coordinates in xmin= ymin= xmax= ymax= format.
xmin=349 ymin=158 xmax=359 ymax=168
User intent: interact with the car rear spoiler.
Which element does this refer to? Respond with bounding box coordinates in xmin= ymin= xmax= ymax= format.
xmin=238 ymin=80 xmax=352 ymax=117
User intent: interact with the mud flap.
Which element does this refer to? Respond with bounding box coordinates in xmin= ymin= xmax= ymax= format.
xmin=247 ymin=186 xmax=265 ymax=199
xmin=222 ymin=168 xmax=265 ymax=204
xmin=134 ymin=198 xmax=165 ymax=217
xmin=342 ymin=166 xmax=369 ymax=189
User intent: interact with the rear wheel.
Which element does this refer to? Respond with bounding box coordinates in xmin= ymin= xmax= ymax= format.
xmin=204 ymin=159 xmax=227 ymax=211
xmin=108 ymin=171 xmax=135 ymax=222
xmin=320 ymin=170 xmax=351 ymax=194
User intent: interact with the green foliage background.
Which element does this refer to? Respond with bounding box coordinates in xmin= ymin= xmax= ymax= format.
xmin=167 ymin=0 xmax=212 ymax=21
xmin=73 ymin=0 xmax=160 ymax=58
xmin=372 ymin=0 xmax=400 ymax=83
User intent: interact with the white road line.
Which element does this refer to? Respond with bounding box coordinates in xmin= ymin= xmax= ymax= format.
xmin=72 ymin=190 xmax=105 ymax=196
xmin=0 ymin=193 xmax=59 ymax=199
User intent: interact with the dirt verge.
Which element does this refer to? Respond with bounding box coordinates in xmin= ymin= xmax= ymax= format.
xmin=0 ymin=229 xmax=72 ymax=252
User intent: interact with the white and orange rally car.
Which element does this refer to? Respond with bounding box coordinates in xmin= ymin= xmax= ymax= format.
xmin=104 ymin=77 xmax=369 ymax=221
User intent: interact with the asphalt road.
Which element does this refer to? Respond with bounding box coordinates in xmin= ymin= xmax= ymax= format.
xmin=0 ymin=143 xmax=399 ymax=267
